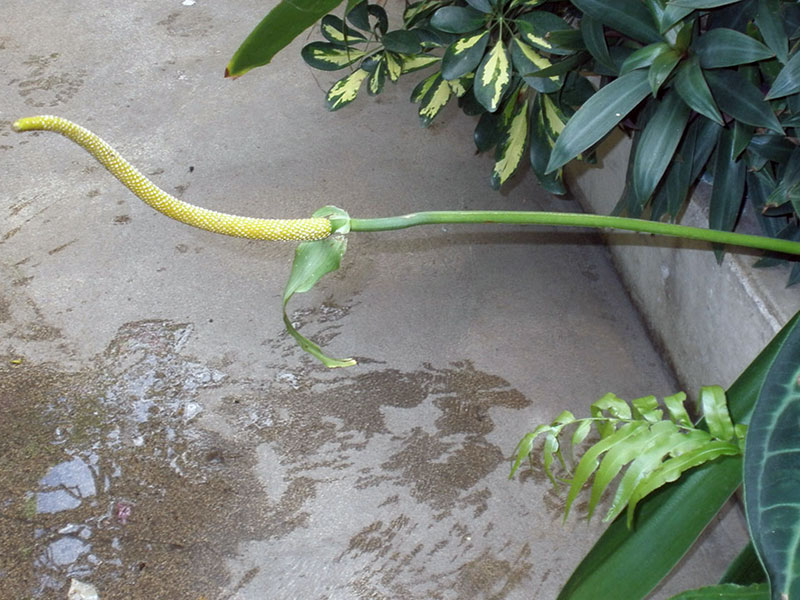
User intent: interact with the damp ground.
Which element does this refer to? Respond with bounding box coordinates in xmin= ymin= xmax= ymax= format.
xmin=3 ymin=1 xmax=749 ymax=598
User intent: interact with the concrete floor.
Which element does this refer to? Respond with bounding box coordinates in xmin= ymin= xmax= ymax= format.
xmin=1 ymin=1 xmax=747 ymax=598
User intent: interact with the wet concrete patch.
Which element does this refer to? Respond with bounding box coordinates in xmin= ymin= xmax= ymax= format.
xmin=1 ymin=319 xmax=544 ymax=599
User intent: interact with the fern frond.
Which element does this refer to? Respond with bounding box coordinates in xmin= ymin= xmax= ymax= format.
xmin=509 ymin=386 xmax=745 ymax=527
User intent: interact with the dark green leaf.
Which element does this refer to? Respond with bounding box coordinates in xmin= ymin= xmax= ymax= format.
xmin=302 ymin=42 xmax=367 ymax=71
xmin=474 ymin=111 xmax=500 ymax=152
xmin=705 ymin=69 xmax=783 ymax=133
xmin=709 ymin=127 xmax=746 ymax=261
xmin=556 ymin=313 xmax=800 ymax=600
xmin=659 ymin=4 xmax=694 ymax=33
xmin=523 ymin=52 xmax=589 ymax=79
xmin=226 ymin=0 xmax=345 ymax=77
xmin=648 ymin=48 xmax=681 ymax=95
xmin=441 ymin=31 xmax=490 ymax=80
xmin=571 ymin=0 xmax=662 ymax=44
xmin=744 ymin=314 xmax=800 ymax=600
xmin=747 ymin=134 xmax=794 ymax=163
xmin=755 ymin=0 xmax=788 ymax=64
xmin=620 ymin=42 xmax=670 ymax=76
xmin=673 ymin=58 xmax=724 ymax=124
xmin=511 ymin=39 xmax=562 ymax=93
xmin=581 ymin=15 xmax=616 ymax=74
xmin=693 ymin=28 xmax=774 ymax=68
xmin=515 ymin=10 xmax=581 ymax=56
xmin=381 ymin=30 xmax=421 ymax=54
xmin=473 ymin=40 xmax=512 ymax=112
xmin=321 ymin=14 xmax=367 ymax=46
xmin=430 ymin=5 xmax=485 ymax=34
xmin=766 ymin=51 xmax=800 ymax=100
xmin=547 ymin=69 xmax=651 ymax=173
xmin=720 ymin=542 xmax=767 ymax=585
xmin=665 ymin=583 xmax=769 ymax=600
xmin=633 ymin=90 xmax=691 ymax=203
xmin=669 ymin=0 xmax=745 ymax=7
xmin=465 ymin=0 xmax=492 ymax=13
xmin=731 ymin=120 xmax=753 ymax=159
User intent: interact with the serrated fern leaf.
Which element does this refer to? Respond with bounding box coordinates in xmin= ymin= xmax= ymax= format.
xmin=510 ymin=387 xmax=745 ymax=527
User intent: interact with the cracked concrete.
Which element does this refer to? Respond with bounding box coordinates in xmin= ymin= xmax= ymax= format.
xmin=2 ymin=1 xmax=747 ymax=598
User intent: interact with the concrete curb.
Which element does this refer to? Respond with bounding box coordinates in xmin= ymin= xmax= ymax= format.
xmin=566 ymin=131 xmax=800 ymax=391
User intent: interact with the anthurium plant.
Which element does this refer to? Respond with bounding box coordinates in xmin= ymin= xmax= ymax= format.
xmin=228 ymin=0 xmax=800 ymax=279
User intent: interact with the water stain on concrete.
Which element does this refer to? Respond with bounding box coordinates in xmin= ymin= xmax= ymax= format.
xmin=12 ymin=53 xmax=86 ymax=108
xmin=1 ymin=319 xmax=536 ymax=599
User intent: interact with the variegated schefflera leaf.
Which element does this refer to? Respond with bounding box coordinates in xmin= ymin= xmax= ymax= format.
xmin=510 ymin=387 xmax=745 ymax=528
xmin=490 ymin=88 xmax=529 ymax=189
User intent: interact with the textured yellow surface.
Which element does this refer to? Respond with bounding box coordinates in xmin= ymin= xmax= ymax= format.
xmin=13 ymin=115 xmax=332 ymax=241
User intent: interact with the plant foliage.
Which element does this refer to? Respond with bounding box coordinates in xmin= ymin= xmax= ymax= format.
xmin=229 ymin=0 xmax=800 ymax=279
xmin=510 ymin=387 xmax=744 ymax=527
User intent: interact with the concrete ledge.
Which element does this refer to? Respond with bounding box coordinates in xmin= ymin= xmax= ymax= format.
xmin=566 ymin=131 xmax=800 ymax=391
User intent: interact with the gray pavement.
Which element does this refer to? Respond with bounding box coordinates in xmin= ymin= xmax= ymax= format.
xmin=2 ymin=2 xmax=746 ymax=599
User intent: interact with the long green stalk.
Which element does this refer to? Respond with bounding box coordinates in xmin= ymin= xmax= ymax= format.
xmin=347 ymin=211 xmax=800 ymax=256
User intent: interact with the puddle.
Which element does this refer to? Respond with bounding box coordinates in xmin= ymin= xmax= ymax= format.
xmin=1 ymin=320 xmax=541 ymax=599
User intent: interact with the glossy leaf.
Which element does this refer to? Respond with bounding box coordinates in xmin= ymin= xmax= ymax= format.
xmin=633 ymin=90 xmax=691 ymax=203
xmin=555 ymin=313 xmax=800 ymax=600
xmin=326 ymin=68 xmax=369 ymax=110
xmin=473 ymin=41 xmax=512 ymax=112
xmin=665 ymin=583 xmax=769 ymax=600
xmin=225 ymin=0 xmax=345 ymax=77
xmin=348 ymin=1 xmax=388 ymax=33
xmin=382 ymin=30 xmax=421 ymax=54
xmin=693 ymin=28 xmax=774 ymax=68
xmin=648 ymin=48 xmax=681 ymax=95
xmin=515 ymin=10 xmax=578 ymax=56
xmin=705 ymin=69 xmax=783 ymax=134
xmin=659 ymin=4 xmax=694 ymax=32
xmin=282 ymin=206 xmax=355 ymax=368
xmin=720 ymin=542 xmax=767 ymax=585
xmin=465 ymin=0 xmax=492 ymax=13
xmin=491 ymin=96 xmax=529 ymax=188
xmin=620 ymin=42 xmax=670 ymax=76
xmin=320 ymin=14 xmax=367 ymax=46
xmin=302 ymin=42 xmax=367 ymax=71
xmin=511 ymin=39 xmax=561 ymax=93
xmin=744 ymin=317 xmax=800 ymax=600
xmin=571 ymin=0 xmax=662 ymax=44
xmin=709 ymin=126 xmax=746 ymax=262
xmin=430 ymin=6 xmax=485 ymax=34
xmin=474 ymin=111 xmax=500 ymax=152
xmin=441 ymin=31 xmax=489 ymax=80
xmin=755 ymin=0 xmax=788 ymax=64
xmin=766 ymin=51 xmax=800 ymax=100
xmin=669 ymin=0 xmax=745 ymax=7
xmin=546 ymin=69 xmax=650 ymax=173
xmin=524 ymin=52 xmax=589 ymax=79
xmin=673 ymin=58 xmax=724 ymax=124
xmin=581 ymin=15 xmax=616 ymax=74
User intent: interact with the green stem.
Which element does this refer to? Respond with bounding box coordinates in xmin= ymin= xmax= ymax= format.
xmin=348 ymin=211 xmax=800 ymax=256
